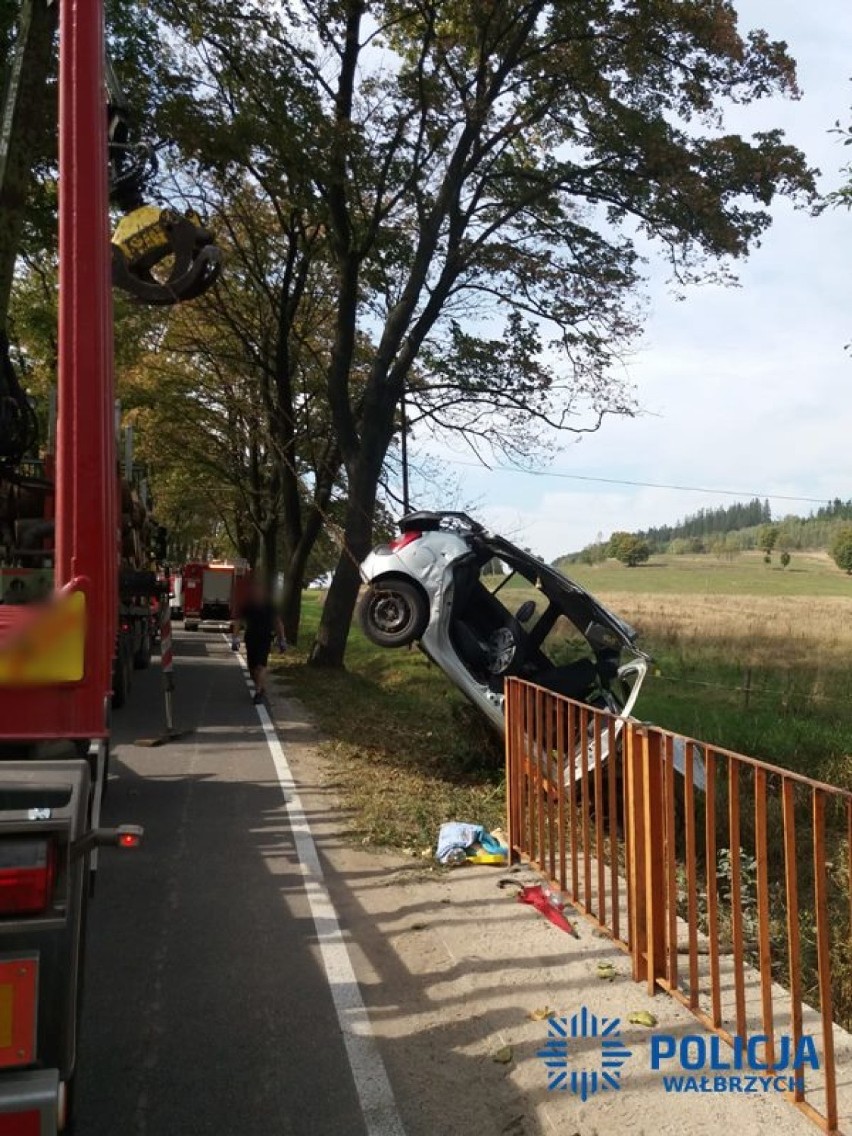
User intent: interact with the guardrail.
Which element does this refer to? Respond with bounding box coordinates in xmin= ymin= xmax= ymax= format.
xmin=504 ymin=676 xmax=852 ymax=1133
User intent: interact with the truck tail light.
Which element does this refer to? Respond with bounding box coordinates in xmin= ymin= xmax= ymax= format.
xmin=389 ymin=531 xmax=421 ymax=553
xmin=0 ymin=838 xmax=56 ymax=916
xmin=0 ymin=1111 xmax=40 ymax=1135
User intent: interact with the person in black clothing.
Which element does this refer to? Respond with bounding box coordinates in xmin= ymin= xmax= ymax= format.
xmin=235 ymin=577 xmax=286 ymax=704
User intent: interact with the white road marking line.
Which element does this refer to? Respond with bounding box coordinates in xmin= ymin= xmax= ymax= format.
xmin=229 ymin=641 xmax=406 ymax=1136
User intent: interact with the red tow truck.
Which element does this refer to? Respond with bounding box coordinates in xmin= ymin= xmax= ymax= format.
xmin=0 ymin=0 xmax=218 ymax=1126
xmin=0 ymin=5 xmax=140 ymax=1127
xmin=1 ymin=438 xmax=162 ymax=717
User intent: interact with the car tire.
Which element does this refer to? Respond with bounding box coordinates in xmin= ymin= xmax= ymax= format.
xmin=358 ymin=580 xmax=429 ymax=648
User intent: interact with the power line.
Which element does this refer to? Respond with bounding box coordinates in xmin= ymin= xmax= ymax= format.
xmin=438 ymin=458 xmax=832 ymax=506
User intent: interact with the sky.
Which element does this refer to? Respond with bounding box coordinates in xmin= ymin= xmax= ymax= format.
xmin=408 ymin=0 xmax=852 ymax=561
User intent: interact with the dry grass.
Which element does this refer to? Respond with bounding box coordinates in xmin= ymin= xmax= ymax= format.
xmin=600 ymin=591 xmax=852 ymax=666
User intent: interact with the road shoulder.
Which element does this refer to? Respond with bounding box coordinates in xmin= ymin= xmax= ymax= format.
xmin=266 ymin=675 xmax=816 ymax=1136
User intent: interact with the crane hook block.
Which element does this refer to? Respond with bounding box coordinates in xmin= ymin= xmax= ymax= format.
xmin=111 ymin=206 xmax=222 ymax=305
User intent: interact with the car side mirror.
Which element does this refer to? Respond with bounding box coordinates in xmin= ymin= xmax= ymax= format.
xmin=516 ymin=599 xmax=537 ymax=624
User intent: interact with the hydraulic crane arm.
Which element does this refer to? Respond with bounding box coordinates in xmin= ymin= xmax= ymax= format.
xmin=104 ymin=53 xmax=223 ymax=304
xmin=1 ymin=0 xmax=221 ymax=322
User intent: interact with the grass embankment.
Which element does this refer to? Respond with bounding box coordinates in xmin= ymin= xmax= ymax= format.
xmin=273 ymin=557 xmax=852 ymax=1027
xmin=273 ymin=553 xmax=852 ymax=852
xmin=271 ymin=593 xmax=505 ymax=850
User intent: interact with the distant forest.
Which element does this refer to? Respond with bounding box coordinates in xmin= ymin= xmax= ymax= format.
xmin=559 ymin=497 xmax=852 ymax=564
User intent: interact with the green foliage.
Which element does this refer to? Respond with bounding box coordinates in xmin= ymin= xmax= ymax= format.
xmin=758 ymin=523 xmax=779 ymax=555
xmin=829 ymin=99 xmax=852 ymax=211
xmin=566 ymin=499 xmax=852 ymax=567
xmin=136 ymin=0 xmax=818 ymax=663
xmin=830 ymin=525 xmax=852 ymax=574
xmin=608 ymin=531 xmax=651 ymax=567
xmin=780 ymin=550 xmax=791 ymax=568
xmin=640 ymin=498 xmax=771 ymax=551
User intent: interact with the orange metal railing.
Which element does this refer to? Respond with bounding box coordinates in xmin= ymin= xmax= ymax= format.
xmin=504 ymin=676 xmax=852 ymax=1134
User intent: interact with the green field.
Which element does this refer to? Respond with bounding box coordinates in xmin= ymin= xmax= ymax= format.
xmin=551 ymin=550 xmax=852 ymax=597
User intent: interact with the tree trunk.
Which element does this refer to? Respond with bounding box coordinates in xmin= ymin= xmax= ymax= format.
xmin=279 ymin=504 xmax=328 ymax=644
xmin=279 ymin=563 xmax=303 ymax=644
xmin=261 ymin=522 xmax=278 ymax=583
xmin=0 ymin=0 xmax=58 ymax=333
xmin=308 ymin=464 xmax=377 ymax=667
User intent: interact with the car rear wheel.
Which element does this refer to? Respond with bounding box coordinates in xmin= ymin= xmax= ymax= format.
xmin=359 ymin=581 xmax=428 ymax=647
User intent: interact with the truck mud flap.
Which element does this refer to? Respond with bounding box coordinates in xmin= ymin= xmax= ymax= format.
xmin=0 ymin=1067 xmax=59 ymax=1134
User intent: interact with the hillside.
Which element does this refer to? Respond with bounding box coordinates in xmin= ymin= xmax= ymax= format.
xmin=550 ymin=550 xmax=850 ymax=596
xmin=557 ymin=496 xmax=852 ymax=566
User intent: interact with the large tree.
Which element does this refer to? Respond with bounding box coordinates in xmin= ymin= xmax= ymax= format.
xmin=314 ymin=0 xmax=817 ymax=664
xmin=144 ymin=0 xmax=817 ymax=666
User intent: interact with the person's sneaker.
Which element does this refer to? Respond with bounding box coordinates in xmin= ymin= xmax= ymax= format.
xmin=252 ymin=691 xmax=264 ymax=705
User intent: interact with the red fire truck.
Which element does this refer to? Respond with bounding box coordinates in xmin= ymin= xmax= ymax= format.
xmin=182 ymin=560 xmax=251 ymax=631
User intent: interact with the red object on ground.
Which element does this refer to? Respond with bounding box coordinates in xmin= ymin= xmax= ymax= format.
xmin=517 ymin=885 xmax=578 ymax=936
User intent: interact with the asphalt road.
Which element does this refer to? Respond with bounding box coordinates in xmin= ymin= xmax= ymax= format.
xmin=75 ymin=630 xmax=369 ymax=1136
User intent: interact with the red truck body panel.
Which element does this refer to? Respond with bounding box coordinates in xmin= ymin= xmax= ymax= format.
xmin=0 ymin=2 xmax=114 ymax=740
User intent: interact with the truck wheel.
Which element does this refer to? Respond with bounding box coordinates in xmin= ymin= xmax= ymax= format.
xmin=358 ymin=580 xmax=429 ymax=647
xmin=133 ymin=631 xmax=152 ymax=670
xmin=112 ymin=655 xmax=129 ymax=709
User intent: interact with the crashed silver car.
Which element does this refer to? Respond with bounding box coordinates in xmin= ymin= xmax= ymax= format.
xmin=358 ymin=512 xmax=649 ymax=763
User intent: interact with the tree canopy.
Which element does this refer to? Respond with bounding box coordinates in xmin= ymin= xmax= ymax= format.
xmin=608 ymin=531 xmax=651 ymax=567
xmin=3 ymin=0 xmax=820 ymax=662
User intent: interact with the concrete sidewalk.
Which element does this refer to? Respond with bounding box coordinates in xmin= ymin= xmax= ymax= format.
xmin=268 ymin=676 xmax=828 ymax=1136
